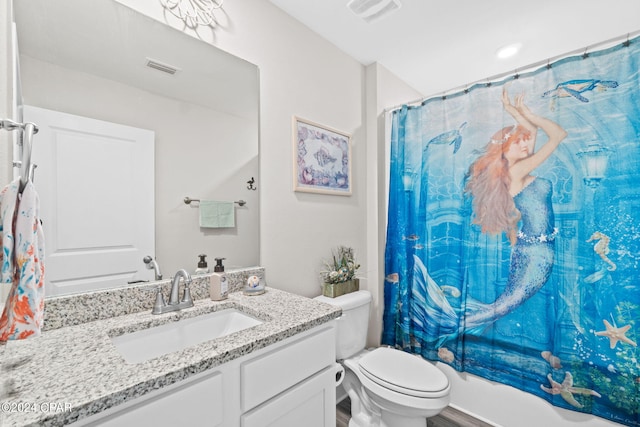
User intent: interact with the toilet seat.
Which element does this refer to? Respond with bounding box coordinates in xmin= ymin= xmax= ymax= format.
xmin=358 ymin=347 xmax=449 ymax=398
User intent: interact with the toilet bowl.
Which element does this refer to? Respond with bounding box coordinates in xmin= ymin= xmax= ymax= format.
xmin=315 ymin=291 xmax=450 ymax=427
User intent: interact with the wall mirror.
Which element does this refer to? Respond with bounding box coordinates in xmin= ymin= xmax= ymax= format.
xmin=13 ymin=0 xmax=260 ymax=296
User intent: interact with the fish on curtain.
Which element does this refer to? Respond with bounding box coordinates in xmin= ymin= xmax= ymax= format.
xmin=0 ymin=178 xmax=45 ymax=341
xmin=383 ymin=36 xmax=640 ymax=426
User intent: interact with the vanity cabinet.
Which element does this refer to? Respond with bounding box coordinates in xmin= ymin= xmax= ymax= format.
xmin=75 ymin=322 xmax=336 ymax=427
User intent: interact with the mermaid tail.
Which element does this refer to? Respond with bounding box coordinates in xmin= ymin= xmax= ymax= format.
xmin=410 ymin=177 xmax=557 ymax=344
xmin=462 ymin=239 xmax=554 ymax=330
xmin=409 ymin=255 xmax=459 ymax=344
xmin=411 ymin=237 xmax=554 ymax=343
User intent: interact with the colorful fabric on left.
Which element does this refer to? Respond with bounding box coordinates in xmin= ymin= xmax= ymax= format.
xmin=0 ymin=178 xmax=45 ymax=341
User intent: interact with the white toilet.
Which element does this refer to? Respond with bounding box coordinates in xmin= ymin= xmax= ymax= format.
xmin=315 ymin=290 xmax=450 ymax=427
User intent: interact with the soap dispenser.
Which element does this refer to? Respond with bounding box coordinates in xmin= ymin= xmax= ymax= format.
xmin=195 ymin=254 xmax=209 ymax=275
xmin=209 ymin=257 xmax=228 ymax=301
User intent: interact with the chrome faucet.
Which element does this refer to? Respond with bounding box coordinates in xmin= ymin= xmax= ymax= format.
xmin=151 ymin=269 xmax=194 ymax=315
xmin=143 ymin=255 xmax=163 ymax=281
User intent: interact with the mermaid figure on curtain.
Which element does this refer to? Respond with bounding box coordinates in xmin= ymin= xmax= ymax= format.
xmin=411 ymin=88 xmax=567 ymax=343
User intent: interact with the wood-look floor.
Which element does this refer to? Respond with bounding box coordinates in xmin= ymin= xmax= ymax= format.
xmin=336 ymin=397 xmax=494 ymax=427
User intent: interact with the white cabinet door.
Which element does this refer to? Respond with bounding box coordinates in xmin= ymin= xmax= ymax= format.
xmin=76 ymin=370 xmax=225 ymax=427
xmin=24 ymin=105 xmax=155 ymax=296
xmin=241 ymin=367 xmax=336 ymax=427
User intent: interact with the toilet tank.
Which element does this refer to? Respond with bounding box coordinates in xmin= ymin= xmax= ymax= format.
xmin=314 ymin=290 xmax=372 ymax=360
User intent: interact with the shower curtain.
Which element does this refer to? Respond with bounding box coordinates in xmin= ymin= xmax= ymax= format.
xmin=383 ymin=36 xmax=640 ymax=426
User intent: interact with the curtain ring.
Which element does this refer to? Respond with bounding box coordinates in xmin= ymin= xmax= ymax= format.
xmin=582 ymin=47 xmax=589 ymax=59
xmin=546 ymin=59 xmax=552 ymax=70
xmin=624 ymin=34 xmax=631 ymax=47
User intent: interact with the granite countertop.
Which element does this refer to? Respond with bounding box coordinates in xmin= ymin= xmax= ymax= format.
xmin=0 ymin=285 xmax=341 ymax=427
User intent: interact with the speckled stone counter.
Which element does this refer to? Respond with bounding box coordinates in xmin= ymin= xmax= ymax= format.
xmin=0 ymin=269 xmax=341 ymax=427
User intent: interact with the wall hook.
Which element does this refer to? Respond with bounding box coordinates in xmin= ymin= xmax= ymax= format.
xmin=247 ymin=177 xmax=257 ymax=190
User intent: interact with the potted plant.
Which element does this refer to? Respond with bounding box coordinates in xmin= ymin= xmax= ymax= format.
xmin=320 ymin=246 xmax=360 ymax=298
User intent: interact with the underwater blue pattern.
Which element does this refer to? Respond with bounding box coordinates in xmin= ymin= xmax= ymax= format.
xmin=383 ymin=36 xmax=640 ymax=426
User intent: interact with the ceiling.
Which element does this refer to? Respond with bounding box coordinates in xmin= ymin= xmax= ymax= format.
xmin=270 ymin=0 xmax=640 ymax=98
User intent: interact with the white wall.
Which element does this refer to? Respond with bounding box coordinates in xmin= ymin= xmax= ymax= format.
xmin=0 ymin=0 xmax=16 ymax=305
xmin=213 ymin=0 xmax=367 ymax=299
xmin=0 ymin=0 xmax=15 ymax=184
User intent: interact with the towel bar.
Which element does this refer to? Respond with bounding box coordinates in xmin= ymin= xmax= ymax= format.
xmin=184 ymin=197 xmax=246 ymax=207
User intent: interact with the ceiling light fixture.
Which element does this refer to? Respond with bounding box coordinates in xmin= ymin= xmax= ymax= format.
xmin=496 ymin=43 xmax=522 ymax=59
xmin=160 ymin=0 xmax=224 ymax=29
xmin=347 ymin=0 xmax=401 ymax=24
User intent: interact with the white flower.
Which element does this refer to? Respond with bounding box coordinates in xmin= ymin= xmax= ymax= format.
xmin=320 ymin=246 xmax=360 ymax=284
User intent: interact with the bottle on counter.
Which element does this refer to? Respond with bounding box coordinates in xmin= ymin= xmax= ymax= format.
xmin=210 ymin=257 xmax=228 ymax=301
xmin=195 ymin=254 xmax=209 ymax=275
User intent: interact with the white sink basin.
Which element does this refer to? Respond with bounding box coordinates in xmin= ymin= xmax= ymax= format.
xmin=110 ymin=308 xmax=262 ymax=363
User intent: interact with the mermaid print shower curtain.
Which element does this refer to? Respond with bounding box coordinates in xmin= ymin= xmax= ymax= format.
xmin=383 ymin=36 xmax=640 ymax=426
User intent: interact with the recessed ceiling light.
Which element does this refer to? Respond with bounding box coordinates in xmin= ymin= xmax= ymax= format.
xmin=347 ymin=0 xmax=401 ymax=23
xmin=496 ymin=43 xmax=522 ymax=59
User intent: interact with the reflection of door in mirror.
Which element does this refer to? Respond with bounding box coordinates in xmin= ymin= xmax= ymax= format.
xmin=25 ymin=106 xmax=155 ymax=297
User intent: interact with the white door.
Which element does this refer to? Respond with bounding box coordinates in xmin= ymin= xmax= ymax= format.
xmin=24 ymin=105 xmax=155 ymax=297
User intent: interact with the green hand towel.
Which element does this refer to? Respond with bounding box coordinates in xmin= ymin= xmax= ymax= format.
xmin=199 ymin=200 xmax=235 ymax=228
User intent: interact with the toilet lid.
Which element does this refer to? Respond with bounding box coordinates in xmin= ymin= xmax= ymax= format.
xmin=358 ymin=347 xmax=449 ymax=398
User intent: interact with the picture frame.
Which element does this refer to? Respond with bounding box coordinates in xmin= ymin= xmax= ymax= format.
xmin=292 ymin=116 xmax=352 ymax=195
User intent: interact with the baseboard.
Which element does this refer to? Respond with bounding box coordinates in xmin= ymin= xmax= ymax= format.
xmin=447 ymin=403 xmax=501 ymax=426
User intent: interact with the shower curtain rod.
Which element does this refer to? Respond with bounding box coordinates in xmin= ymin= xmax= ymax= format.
xmin=385 ymin=30 xmax=640 ymax=113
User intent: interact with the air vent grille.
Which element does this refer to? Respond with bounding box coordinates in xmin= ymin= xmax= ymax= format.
xmin=347 ymin=0 xmax=401 ymax=23
xmin=145 ymin=58 xmax=179 ymax=75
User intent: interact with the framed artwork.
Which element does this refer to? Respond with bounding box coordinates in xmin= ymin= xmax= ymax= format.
xmin=292 ymin=116 xmax=352 ymax=195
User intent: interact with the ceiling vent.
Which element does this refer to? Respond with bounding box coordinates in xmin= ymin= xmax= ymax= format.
xmin=145 ymin=58 xmax=180 ymax=75
xmin=347 ymin=0 xmax=401 ymax=23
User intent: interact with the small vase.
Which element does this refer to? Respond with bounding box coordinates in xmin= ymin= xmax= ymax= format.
xmin=322 ymin=278 xmax=359 ymax=298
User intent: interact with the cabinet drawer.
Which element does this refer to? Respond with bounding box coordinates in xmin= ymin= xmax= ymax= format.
xmin=241 ymin=325 xmax=335 ymax=411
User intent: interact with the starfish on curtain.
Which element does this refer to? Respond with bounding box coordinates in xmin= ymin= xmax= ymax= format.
xmin=540 ymin=372 xmax=601 ymax=408
xmin=594 ymin=319 xmax=637 ymax=349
